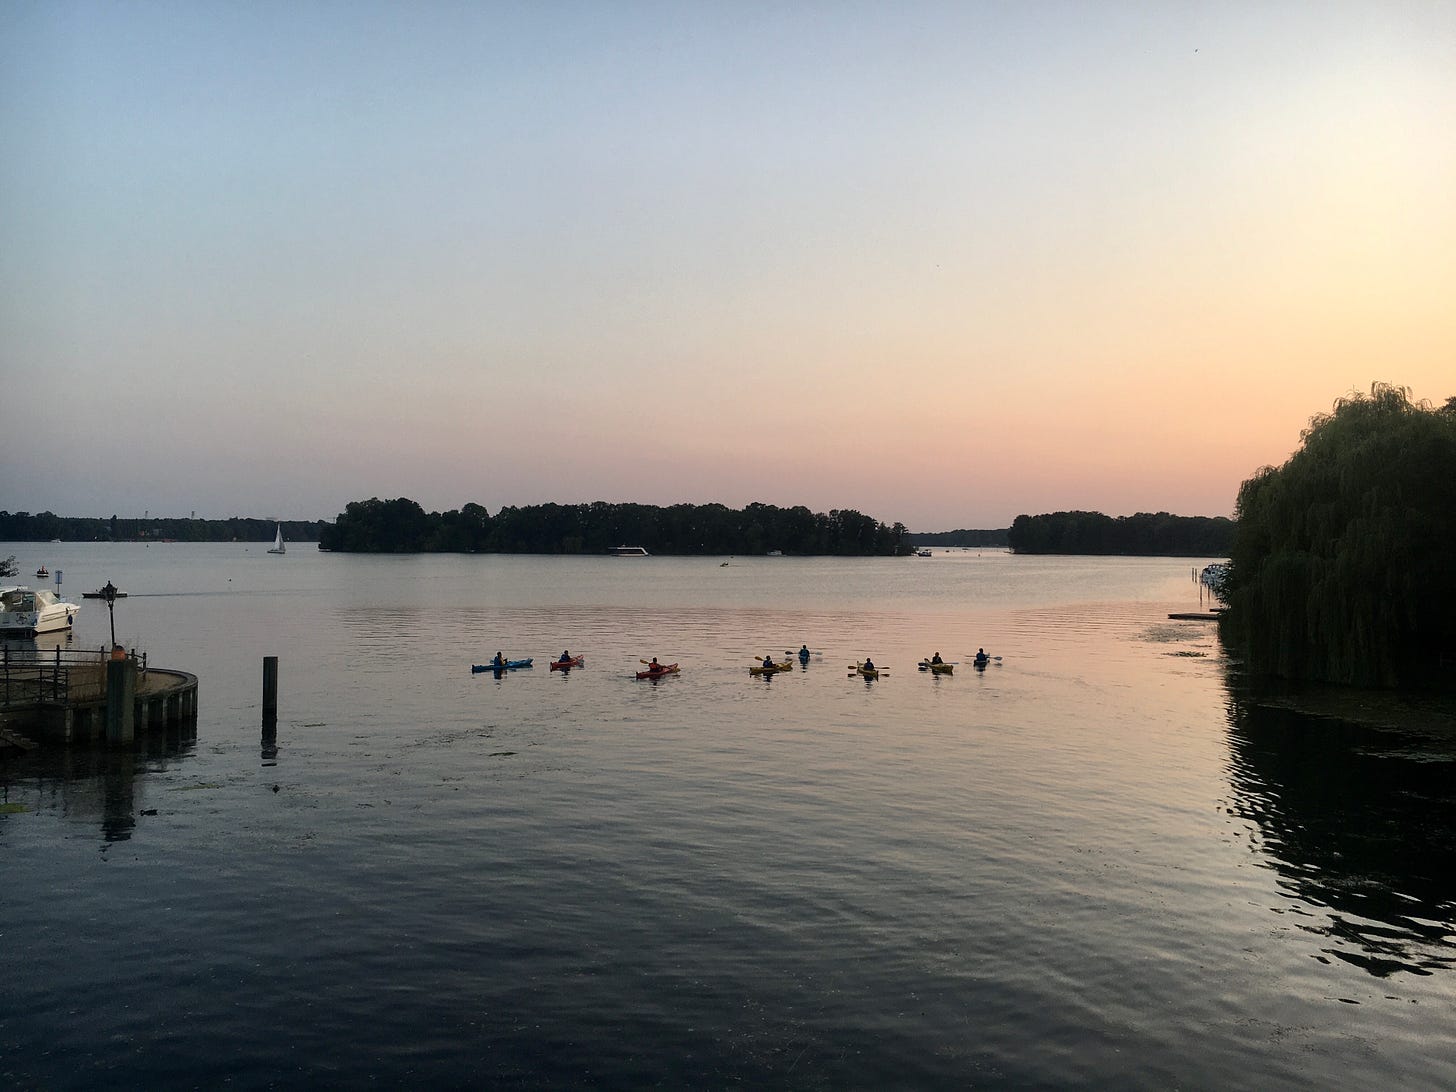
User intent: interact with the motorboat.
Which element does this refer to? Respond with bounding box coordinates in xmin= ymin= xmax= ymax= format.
xmin=609 ymin=545 xmax=649 ymax=556
xmin=35 ymin=565 xmax=49 ymax=577
xmin=1 ymin=586 xmax=81 ymax=635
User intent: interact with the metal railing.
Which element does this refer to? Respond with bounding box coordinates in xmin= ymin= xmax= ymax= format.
xmin=0 ymin=646 xmax=148 ymax=709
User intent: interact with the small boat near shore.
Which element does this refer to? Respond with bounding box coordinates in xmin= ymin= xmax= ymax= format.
xmin=1 ymin=586 xmax=80 ymax=635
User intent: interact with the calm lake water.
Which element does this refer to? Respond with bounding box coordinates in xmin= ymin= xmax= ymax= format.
xmin=3 ymin=543 xmax=1454 ymax=1088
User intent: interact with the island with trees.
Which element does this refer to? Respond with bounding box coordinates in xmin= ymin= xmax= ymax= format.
xmin=1219 ymin=384 xmax=1455 ymax=689
xmin=1007 ymin=511 xmax=1235 ymax=556
xmin=318 ymin=498 xmax=909 ymax=556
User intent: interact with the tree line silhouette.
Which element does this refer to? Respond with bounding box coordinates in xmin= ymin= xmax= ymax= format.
xmin=0 ymin=511 xmax=325 ymax=544
xmin=1007 ymin=511 xmax=1234 ymax=556
xmin=318 ymin=498 xmax=910 ymax=556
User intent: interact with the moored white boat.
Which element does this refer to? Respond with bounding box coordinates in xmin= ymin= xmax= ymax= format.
xmin=1 ymin=586 xmax=81 ymax=635
xmin=609 ymin=545 xmax=649 ymax=556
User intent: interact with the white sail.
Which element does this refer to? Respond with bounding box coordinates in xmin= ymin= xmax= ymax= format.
xmin=268 ymin=524 xmax=285 ymax=555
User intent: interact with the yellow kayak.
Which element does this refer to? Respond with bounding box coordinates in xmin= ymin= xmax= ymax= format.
xmin=750 ymin=660 xmax=793 ymax=675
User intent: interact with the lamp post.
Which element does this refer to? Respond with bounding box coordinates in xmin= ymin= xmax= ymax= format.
xmin=101 ymin=580 xmax=118 ymax=650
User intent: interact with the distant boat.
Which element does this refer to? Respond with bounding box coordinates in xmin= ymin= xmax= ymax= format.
xmin=916 ymin=548 xmax=932 ymax=558
xmin=35 ymin=565 xmax=49 ymax=577
xmin=609 ymin=545 xmax=648 ymax=556
xmin=267 ymin=524 xmax=286 ymax=555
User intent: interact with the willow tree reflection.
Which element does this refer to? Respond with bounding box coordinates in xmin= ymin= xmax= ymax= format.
xmin=1222 ymin=672 xmax=1456 ymax=979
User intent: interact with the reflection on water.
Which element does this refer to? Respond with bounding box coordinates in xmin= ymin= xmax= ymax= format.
xmin=1 ymin=722 xmax=197 ymax=842
xmin=1222 ymin=672 xmax=1456 ymax=979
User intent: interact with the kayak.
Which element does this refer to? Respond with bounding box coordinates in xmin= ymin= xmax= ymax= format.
xmin=550 ymin=656 xmax=585 ymax=670
xmin=472 ymin=658 xmax=533 ymax=673
xmin=750 ymin=660 xmax=793 ymax=675
xmin=852 ymin=661 xmax=879 ymax=679
xmin=636 ymin=662 xmax=680 ymax=679
xmin=918 ymin=660 xmax=954 ymax=675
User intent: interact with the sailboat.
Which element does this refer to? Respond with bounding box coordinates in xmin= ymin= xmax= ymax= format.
xmin=267 ymin=523 xmax=286 ymax=555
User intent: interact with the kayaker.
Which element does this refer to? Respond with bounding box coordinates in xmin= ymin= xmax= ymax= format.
xmin=560 ymin=650 xmax=571 ymax=663
xmin=862 ymin=657 xmax=875 ymax=672
xmin=493 ymin=651 xmax=506 ymax=668
xmin=798 ymin=645 xmax=810 ymax=662
xmin=763 ymin=655 xmax=775 ymax=669
xmin=931 ymin=652 xmax=944 ymax=664
xmin=974 ymin=648 xmax=989 ymax=667
xmin=649 ymin=657 xmax=661 ymax=671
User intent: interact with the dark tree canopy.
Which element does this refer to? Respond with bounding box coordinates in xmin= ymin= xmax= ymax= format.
xmin=1220 ymin=383 xmax=1456 ymax=688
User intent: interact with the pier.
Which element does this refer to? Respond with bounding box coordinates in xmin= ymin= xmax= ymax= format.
xmin=0 ymin=646 xmax=198 ymax=749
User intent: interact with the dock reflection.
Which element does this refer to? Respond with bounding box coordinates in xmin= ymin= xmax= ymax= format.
xmin=1222 ymin=671 xmax=1456 ymax=978
xmin=0 ymin=721 xmax=197 ymax=843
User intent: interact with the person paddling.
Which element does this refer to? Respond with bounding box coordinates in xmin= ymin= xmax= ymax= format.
xmin=798 ymin=645 xmax=811 ymax=663
xmin=973 ymin=648 xmax=989 ymax=667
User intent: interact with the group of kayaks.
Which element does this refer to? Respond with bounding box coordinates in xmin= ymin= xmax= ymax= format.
xmin=473 ymin=648 xmax=997 ymax=680
xmin=469 ymin=654 xmax=680 ymax=679
xmin=471 ymin=653 xmax=584 ymax=674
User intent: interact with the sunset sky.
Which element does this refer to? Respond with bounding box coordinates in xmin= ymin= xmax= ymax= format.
xmin=3 ymin=2 xmax=1452 ymax=531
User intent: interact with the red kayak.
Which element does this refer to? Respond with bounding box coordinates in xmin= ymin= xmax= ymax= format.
xmin=635 ymin=662 xmax=679 ymax=679
xmin=550 ymin=655 xmax=585 ymax=671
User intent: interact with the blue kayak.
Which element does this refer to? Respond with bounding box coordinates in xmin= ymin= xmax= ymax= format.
xmin=472 ymin=658 xmax=533 ymax=673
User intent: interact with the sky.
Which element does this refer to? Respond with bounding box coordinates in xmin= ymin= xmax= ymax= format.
xmin=2 ymin=2 xmax=1452 ymax=531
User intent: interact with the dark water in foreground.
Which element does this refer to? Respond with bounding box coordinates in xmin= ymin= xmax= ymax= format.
xmin=3 ymin=545 xmax=1454 ymax=1088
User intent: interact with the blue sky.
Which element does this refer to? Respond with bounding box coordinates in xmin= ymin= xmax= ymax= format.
xmin=3 ymin=2 xmax=1453 ymax=529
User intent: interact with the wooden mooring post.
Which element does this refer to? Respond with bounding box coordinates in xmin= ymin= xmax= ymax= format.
xmin=262 ymin=656 xmax=278 ymax=725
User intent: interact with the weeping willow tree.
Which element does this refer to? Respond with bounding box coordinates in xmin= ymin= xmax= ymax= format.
xmin=1221 ymin=384 xmax=1456 ymax=688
